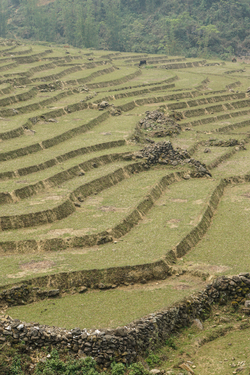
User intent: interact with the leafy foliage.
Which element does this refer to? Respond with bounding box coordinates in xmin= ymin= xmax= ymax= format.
xmin=128 ymin=362 xmax=150 ymax=375
xmin=1 ymin=0 xmax=250 ymax=58
xmin=145 ymin=353 xmax=161 ymax=368
xmin=35 ymin=351 xmax=100 ymax=375
xmin=111 ymin=362 xmax=126 ymax=375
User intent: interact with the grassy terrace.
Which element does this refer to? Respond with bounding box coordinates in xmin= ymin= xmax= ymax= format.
xmin=181 ymin=180 xmax=250 ymax=276
xmin=0 ymin=40 xmax=250 ymax=338
xmin=7 ymin=275 xmax=206 ymax=329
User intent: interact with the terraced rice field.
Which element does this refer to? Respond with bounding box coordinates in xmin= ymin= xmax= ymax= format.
xmin=0 ymin=39 xmax=250 ymax=336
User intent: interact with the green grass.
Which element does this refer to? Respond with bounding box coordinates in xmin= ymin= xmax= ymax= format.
xmin=0 ymin=110 xmax=101 ymax=152
xmin=0 ymin=160 xmax=133 ymax=216
xmin=2 ymin=42 xmax=250 ymax=339
xmin=6 ymin=275 xmax=205 ymax=329
xmin=212 ymin=146 xmax=250 ymax=178
xmin=0 ymin=177 xmax=217 ymax=286
xmin=0 ymin=114 xmax=138 ymax=173
xmin=182 ymin=182 xmax=250 ymax=275
xmin=158 ymin=303 xmax=250 ymax=375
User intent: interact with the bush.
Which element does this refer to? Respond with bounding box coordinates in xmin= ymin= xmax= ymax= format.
xmin=35 ymin=351 xmax=99 ymax=375
xmin=128 ymin=362 xmax=149 ymax=375
xmin=165 ymin=337 xmax=177 ymax=350
xmin=10 ymin=356 xmax=24 ymax=375
xmin=145 ymin=353 xmax=161 ymax=368
xmin=111 ymin=362 xmax=126 ymax=375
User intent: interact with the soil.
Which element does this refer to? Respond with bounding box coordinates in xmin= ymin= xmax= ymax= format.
xmin=19 ymin=260 xmax=55 ymax=271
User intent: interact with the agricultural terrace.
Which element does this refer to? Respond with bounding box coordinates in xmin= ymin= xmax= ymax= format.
xmin=0 ymin=39 xmax=250 ymax=336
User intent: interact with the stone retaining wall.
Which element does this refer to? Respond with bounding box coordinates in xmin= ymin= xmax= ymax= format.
xmin=86 ymin=69 xmax=142 ymax=89
xmin=0 ymin=86 xmax=37 ymax=107
xmin=0 ymin=151 xmax=130 ymax=205
xmin=1 ymin=273 xmax=250 ymax=366
xmin=107 ymin=75 xmax=178 ymax=92
xmin=0 ymin=62 xmax=18 ymax=72
xmin=0 ymin=259 xmax=171 ymax=303
xmin=0 ymin=139 xmax=125 ymax=181
xmin=0 ymin=111 xmax=109 ymax=160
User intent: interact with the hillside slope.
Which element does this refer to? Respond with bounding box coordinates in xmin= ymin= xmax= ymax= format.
xmin=1 ymin=0 xmax=250 ymax=58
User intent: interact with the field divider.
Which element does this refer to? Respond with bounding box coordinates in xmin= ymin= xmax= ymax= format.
xmin=64 ymin=66 xmax=117 ymax=86
xmin=0 ymin=86 xmax=227 ymax=142
xmin=0 ymin=83 xmax=12 ymax=96
xmin=0 ymin=162 xmax=149 ymax=233
xmin=0 ymin=62 xmax=18 ymax=72
xmin=162 ymin=60 xmax=206 ymax=70
xmin=2 ymin=47 xmax=32 ymax=56
xmin=0 ymin=170 xmax=186 ymax=253
xmin=0 ymin=140 xmax=125 ymax=181
xmin=106 ymin=75 xmax=178 ymax=92
xmin=1 ymin=173 xmax=250 ymax=300
xmin=0 ymin=50 xmax=53 ymax=83
xmin=116 ymin=90 xmax=240 ymax=113
xmin=166 ymin=172 xmax=250 ymax=261
xmin=136 ymin=57 xmax=186 ymax=66
xmin=85 ymin=69 xmax=142 ymax=89
xmin=28 ymin=59 xmax=112 ymax=83
xmin=0 ymin=111 xmax=109 ymax=161
xmin=183 ymin=108 xmax=250 ymax=128
xmin=0 ymin=150 xmax=129 ymax=205
xmin=0 ymin=258 xmax=172 ymax=302
xmin=0 ymin=86 xmax=38 ymax=108
xmin=108 ymin=171 xmax=184 ymax=239
xmin=30 ymin=65 xmax=83 ymax=83
xmin=94 ymin=83 xmax=176 ymax=103
xmin=213 ymin=118 xmax=250 ymax=133
xmin=0 ymin=162 xmax=149 ymax=251
xmin=0 ymin=87 xmax=75 ymax=118
xmin=206 ymin=134 xmax=250 ymax=170
xmin=0 ymin=44 xmax=17 ymax=55
xmin=1 ymin=173 xmax=250 ymax=298
xmin=0 ymin=63 xmax=114 ymax=87
xmin=182 ymin=94 xmax=247 ymax=118
xmin=166 ymin=179 xmax=226 ymax=261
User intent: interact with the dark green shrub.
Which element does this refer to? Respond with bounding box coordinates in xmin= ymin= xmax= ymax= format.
xmin=111 ymin=362 xmax=126 ymax=375
xmin=145 ymin=353 xmax=161 ymax=368
xmin=128 ymin=362 xmax=149 ymax=375
xmin=165 ymin=337 xmax=177 ymax=350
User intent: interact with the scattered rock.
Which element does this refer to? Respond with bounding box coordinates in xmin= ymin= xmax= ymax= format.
xmin=47 ymin=118 xmax=58 ymax=123
xmin=204 ymin=148 xmax=211 ymax=153
xmin=245 ymin=300 xmax=250 ymax=307
xmin=110 ymin=107 xmax=122 ymax=116
xmin=48 ymin=289 xmax=60 ymax=297
xmin=150 ymin=369 xmax=162 ymax=375
xmin=98 ymin=101 xmax=109 ymax=109
xmin=179 ymin=363 xmax=194 ymax=374
xmin=192 ymin=318 xmax=203 ymax=330
xmin=219 ymin=316 xmax=231 ymax=323
xmin=78 ymin=286 xmax=88 ymax=294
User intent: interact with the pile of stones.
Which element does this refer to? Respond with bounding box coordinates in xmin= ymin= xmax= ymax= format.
xmin=138 ymin=110 xmax=182 ymax=137
xmin=135 ymin=141 xmax=212 ymax=177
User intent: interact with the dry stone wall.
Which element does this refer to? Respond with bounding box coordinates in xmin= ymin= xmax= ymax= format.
xmin=1 ymin=273 xmax=250 ymax=366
